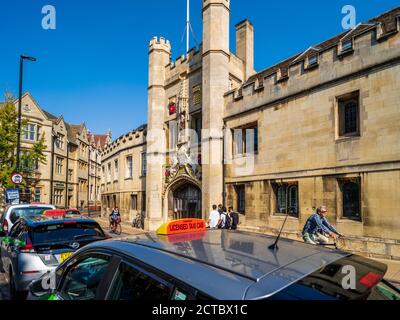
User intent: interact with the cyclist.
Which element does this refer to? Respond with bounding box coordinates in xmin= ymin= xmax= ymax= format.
xmin=302 ymin=206 xmax=343 ymax=245
xmin=109 ymin=207 xmax=121 ymax=231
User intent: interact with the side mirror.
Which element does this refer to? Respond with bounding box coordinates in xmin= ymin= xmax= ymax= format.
xmin=0 ymin=226 xmax=5 ymax=237
xmin=29 ymin=271 xmax=55 ymax=298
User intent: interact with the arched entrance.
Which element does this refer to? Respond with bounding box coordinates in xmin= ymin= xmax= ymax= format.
xmin=168 ymin=180 xmax=202 ymax=220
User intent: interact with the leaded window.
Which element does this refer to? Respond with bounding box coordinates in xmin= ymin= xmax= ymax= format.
xmin=342 ymin=181 xmax=361 ymax=221
xmin=275 ymin=183 xmax=299 ymax=217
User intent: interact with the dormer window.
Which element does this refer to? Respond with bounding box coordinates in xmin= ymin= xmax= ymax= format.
xmin=341 ymin=40 xmax=353 ymax=52
xmin=308 ymin=55 xmax=318 ymax=67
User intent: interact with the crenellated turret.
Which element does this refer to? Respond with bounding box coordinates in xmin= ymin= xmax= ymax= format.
xmin=201 ymin=0 xmax=231 ymax=214
xmin=145 ymin=36 xmax=171 ymax=231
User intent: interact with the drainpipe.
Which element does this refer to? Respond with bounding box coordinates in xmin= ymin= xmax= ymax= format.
xmin=94 ymin=152 xmax=98 ymax=213
xmin=87 ymin=146 xmax=91 ymax=217
xmin=222 ymin=124 xmax=227 ymax=208
xmin=65 ymin=142 xmax=69 ymax=208
xmin=49 ymin=133 xmax=55 ymax=205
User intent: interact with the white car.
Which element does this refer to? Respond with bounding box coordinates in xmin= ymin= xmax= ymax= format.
xmin=0 ymin=204 xmax=55 ymax=236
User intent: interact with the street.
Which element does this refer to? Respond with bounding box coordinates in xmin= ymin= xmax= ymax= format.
xmin=0 ymin=221 xmax=138 ymax=301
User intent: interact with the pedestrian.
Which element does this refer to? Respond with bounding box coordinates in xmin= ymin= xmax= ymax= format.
xmin=109 ymin=207 xmax=121 ymax=228
xmin=218 ymin=207 xmax=228 ymax=229
xmin=302 ymin=206 xmax=343 ymax=245
xmin=228 ymin=207 xmax=240 ymax=230
xmin=208 ymin=205 xmax=221 ymax=229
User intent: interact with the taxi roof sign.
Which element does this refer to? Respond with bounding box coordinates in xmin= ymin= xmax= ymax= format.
xmin=43 ymin=210 xmax=66 ymax=218
xmin=156 ymin=219 xmax=206 ymax=236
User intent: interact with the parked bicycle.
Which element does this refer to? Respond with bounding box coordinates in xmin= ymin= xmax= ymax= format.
xmin=132 ymin=212 xmax=144 ymax=230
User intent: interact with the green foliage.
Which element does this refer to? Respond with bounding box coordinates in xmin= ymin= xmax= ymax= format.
xmin=0 ymin=93 xmax=47 ymax=190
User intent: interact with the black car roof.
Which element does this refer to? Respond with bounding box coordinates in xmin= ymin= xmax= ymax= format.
xmin=88 ymin=230 xmax=351 ymax=300
xmin=20 ymin=216 xmax=98 ymax=227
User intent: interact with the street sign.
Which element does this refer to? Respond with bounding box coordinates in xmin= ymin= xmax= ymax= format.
xmin=11 ymin=173 xmax=23 ymax=185
xmin=6 ymin=189 xmax=20 ymax=203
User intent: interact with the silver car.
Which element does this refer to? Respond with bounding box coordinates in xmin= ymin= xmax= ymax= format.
xmin=1 ymin=216 xmax=108 ymax=299
xmin=27 ymin=230 xmax=400 ymax=300
xmin=0 ymin=204 xmax=55 ymax=236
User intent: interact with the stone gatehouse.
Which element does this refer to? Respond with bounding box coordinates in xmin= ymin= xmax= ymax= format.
xmin=103 ymin=2 xmax=400 ymax=261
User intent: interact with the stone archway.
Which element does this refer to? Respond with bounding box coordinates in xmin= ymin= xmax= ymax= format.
xmin=165 ymin=178 xmax=202 ymax=220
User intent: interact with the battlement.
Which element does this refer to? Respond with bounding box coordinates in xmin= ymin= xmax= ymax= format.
xmin=225 ymin=7 xmax=400 ymax=106
xmin=102 ymin=125 xmax=147 ymax=157
xmin=203 ymin=0 xmax=230 ymax=10
xmin=149 ymin=36 xmax=171 ymax=53
xmin=167 ymin=45 xmax=202 ymax=71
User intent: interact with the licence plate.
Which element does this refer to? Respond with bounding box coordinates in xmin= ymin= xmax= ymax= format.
xmin=60 ymin=252 xmax=74 ymax=263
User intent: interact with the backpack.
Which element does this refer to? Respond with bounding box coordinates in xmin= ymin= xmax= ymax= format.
xmin=218 ymin=212 xmax=229 ymax=229
xmin=224 ymin=214 xmax=232 ymax=229
xmin=231 ymin=212 xmax=239 ymax=226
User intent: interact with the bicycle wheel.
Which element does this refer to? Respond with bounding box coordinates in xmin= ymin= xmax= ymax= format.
xmin=115 ymin=223 xmax=122 ymax=235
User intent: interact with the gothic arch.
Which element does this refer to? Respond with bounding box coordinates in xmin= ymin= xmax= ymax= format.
xmin=163 ymin=176 xmax=202 ymax=221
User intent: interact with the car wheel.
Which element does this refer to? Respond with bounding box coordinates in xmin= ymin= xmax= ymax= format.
xmin=8 ymin=269 xmax=26 ymax=300
xmin=8 ymin=268 xmax=16 ymax=300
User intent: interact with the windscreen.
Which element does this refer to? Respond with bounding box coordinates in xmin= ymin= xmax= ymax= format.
xmin=10 ymin=207 xmax=53 ymax=223
xmin=31 ymin=222 xmax=105 ymax=245
xmin=268 ymin=255 xmax=400 ymax=300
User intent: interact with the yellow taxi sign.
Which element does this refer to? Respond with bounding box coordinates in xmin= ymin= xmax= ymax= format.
xmin=156 ymin=219 xmax=206 ymax=236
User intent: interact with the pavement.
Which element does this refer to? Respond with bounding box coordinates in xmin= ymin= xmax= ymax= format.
xmin=85 ymin=214 xmax=146 ymax=237
xmin=1 ymin=216 xmax=399 ymax=300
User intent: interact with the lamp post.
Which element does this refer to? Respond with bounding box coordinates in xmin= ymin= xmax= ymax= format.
xmin=16 ymin=55 xmax=36 ymax=173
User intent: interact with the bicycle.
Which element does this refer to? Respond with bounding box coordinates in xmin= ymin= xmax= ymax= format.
xmin=319 ymin=235 xmax=345 ymax=250
xmin=132 ymin=212 xmax=144 ymax=230
xmin=109 ymin=218 xmax=122 ymax=235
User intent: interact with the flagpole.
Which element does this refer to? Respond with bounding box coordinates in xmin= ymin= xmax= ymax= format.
xmin=186 ymin=0 xmax=190 ymax=53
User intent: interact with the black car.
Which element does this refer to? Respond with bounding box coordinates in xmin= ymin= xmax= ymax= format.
xmin=1 ymin=216 xmax=109 ymax=299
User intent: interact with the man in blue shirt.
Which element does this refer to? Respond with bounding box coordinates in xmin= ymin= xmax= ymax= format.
xmin=303 ymin=206 xmax=343 ymax=245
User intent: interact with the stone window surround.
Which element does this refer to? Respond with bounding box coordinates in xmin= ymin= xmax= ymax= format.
xmin=271 ymin=181 xmax=299 ymax=218
xmin=234 ymin=184 xmax=246 ymax=214
xmin=231 ymin=121 xmax=259 ymax=158
xmin=125 ymin=155 xmax=133 ymax=180
xmin=335 ymin=90 xmax=361 ymax=141
xmin=336 ymin=175 xmax=363 ymax=223
xmin=192 ymin=85 xmax=202 ymax=106
xmin=114 ymin=160 xmax=119 ymax=182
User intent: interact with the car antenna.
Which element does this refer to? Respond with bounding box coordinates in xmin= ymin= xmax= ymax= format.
xmin=268 ymin=212 xmax=290 ymax=251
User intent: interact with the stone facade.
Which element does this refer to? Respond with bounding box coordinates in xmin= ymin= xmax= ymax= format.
xmin=100 ymin=125 xmax=147 ymax=222
xmin=4 ymin=92 xmax=107 ymax=209
xmin=106 ymin=4 xmax=400 ymax=260
xmin=222 ymin=7 xmax=400 ymax=260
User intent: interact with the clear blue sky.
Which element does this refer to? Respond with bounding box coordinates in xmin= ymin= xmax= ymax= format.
xmin=0 ymin=0 xmax=398 ymax=139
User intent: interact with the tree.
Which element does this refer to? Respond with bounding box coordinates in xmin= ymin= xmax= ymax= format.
xmin=0 ymin=93 xmax=47 ymax=197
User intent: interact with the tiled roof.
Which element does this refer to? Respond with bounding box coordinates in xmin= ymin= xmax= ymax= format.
xmin=88 ymin=133 xmax=109 ymax=149
xmin=43 ymin=110 xmax=59 ymax=121
xmin=245 ymin=6 xmax=400 ymax=86
xmin=65 ymin=123 xmax=78 ymax=144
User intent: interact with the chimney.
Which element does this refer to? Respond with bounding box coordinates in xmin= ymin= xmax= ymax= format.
xmin=236 ymin=19 xmax=255 ymax=80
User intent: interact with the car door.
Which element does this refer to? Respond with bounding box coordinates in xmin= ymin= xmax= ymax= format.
xmin=1 ymin=222 xmax=23 ymax=277
xmin=105 ymin=259 xmax=176 ymax=300
xmin=54 ymin=251 xmax=119 ymax=300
